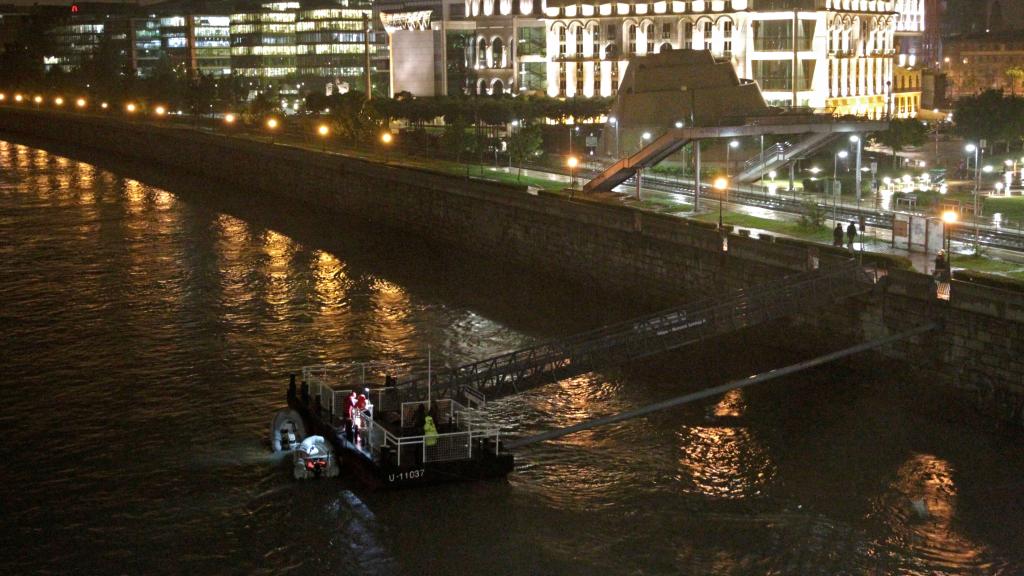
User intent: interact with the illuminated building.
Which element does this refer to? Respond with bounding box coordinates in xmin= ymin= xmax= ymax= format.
xmin=296 ymin=1 xmax=382 ymax=94
xmin=230 ymin=2 xmax=299 ymax=79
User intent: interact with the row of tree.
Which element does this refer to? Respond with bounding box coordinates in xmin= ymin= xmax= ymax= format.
xmin=953 ymin=89 xmax=1024 ymax=152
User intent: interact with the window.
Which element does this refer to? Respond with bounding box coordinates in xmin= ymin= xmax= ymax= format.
xmin=751 ymin=60 xmax=792 ymax=90
xmin=662 ymin=22 xmax=671 ymax=39
xmin=628 ymin=24 xmax=636 ymax=54
xmin=722 ymin=20 xmax=733 ymax=55
xmin=576 ymin=61 xmax=584 ymax=93
xmin=646 ymin=23 xmax=655 ymax=53
xmin=517 ymin=26 xmax=544 ymax=56
xmin=592 ymin=25 xmax=600 ymax=56
xmin=703 ymin=21 xmax=713 ymax=50
xmin=558 ymin=26 xmax=566 ymax=56
xmin=575 ymin=25 xmax=584 ymax=55
xmin=682 ymin=21 xmax=693 ymax=49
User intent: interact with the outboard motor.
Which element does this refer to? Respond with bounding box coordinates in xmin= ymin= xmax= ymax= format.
xmin=279 ymin=427 xmax=297 ymax=450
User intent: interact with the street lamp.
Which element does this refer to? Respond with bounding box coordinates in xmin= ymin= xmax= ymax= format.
xmin=154 ymin=105 xmax=166 ymax=116
xmin=33 ymin=95 xmax=42 ymax=105
xmin=224 ymin=113 xmax=236 ymax=125
xmin=100 ymin=102 xmax=108 ymax=110
xmin=266 ymin=117 xmax=279 ymax=143
xmin=850 ymin=135 xmax=862 ymax=228
xmin=14 ymin=94 xmax=23 ymax=103
xmin=834 ymin=149 xmax=848 ymax=179
xmin=567 ymin=155 xmax=579 ymax=191
xmin=942 ymin=210 xmax=957 ymax=271
xmin=381 ymin=131 xmax=393 ymax=162
xmin=726 ymin=140 xmax=739 ymax=177
xmin=608 ymin=116 xmax=619 ymax=158
xmin=125 ymin=102 xmax=137 ymax=113
xmin=317 ymin=123 xmax=330 ymax=151
xmin=714 ymin=176 xmax=729 ymax=230
xmin=75 ymin=98 xmax=86 ymax=108
xmin=641 ymin=131 xmax=651 ymax=151
xmin=54 ymin=97 xmax=64 ymax=106
xmin=965 ymin=143 xmax=980 ymax=252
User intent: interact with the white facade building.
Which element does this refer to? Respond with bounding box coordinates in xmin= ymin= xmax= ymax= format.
xmin=388 ymin=0 xmax=920 ymax=119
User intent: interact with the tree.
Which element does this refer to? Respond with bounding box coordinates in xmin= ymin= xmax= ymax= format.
xmin=871 ymin=118 xmax=927 ymax=168
xmin=508 ymin=124 xmax=543 ymax=180
xmin=441 ymin=115 xmax=478 ymax=172
xmin=1007 ymin=66 xmax=1024 ymax=96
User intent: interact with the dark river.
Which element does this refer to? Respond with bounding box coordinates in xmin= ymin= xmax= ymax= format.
xmin=2 ymin=139 xmax=1023 ymax=575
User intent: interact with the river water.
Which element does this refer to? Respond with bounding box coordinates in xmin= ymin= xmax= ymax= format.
xmin=2 ymin=139 xmax=1023 ymax=575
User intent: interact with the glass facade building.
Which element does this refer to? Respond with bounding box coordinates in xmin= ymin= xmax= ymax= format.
xmin=230 ymin=2 xmax=299 ymax=78
xmin=296 ymin=2 xmax=380 ymax=93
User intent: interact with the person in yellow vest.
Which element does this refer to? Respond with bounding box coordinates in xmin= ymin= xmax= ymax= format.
xmin=423 ymin=415 xmax=438 ymax=448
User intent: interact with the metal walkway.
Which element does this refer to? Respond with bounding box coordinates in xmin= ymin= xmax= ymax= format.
xmin=583 ymin=117 xmax=887 ymax=194
xmin=392 ymin=260 xmax=875 ymax=404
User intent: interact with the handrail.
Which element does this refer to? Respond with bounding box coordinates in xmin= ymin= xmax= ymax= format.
xmin=392 ymin=261 xmax=871 ymax=402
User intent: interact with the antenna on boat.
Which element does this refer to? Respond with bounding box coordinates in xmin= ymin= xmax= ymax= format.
xmin=427 ymin=345 xmax=432 ymax=403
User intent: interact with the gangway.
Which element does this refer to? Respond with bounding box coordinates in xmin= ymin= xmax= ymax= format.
xmin=390 ymin=260 xmax=876 ymax=405
xmin=505 ymin=321 xmax=940 ymax=449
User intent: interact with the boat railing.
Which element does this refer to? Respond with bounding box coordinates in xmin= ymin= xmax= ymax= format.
xmin=400 ymin=399 xmax=456 ymax=428
xmin=352 ymin=402 xmax=503 ymax=466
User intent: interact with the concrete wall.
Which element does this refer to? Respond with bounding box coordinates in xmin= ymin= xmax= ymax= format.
xmin=1 ymin=108 xmax=1022 ymax=426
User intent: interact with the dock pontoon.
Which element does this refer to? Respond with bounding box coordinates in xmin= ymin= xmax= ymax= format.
xmin=286 ymin=363 xmax=514 ymax=488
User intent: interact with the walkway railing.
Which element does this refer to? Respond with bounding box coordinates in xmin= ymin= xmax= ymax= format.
xmin=392 ymin=260 xmax=873 ymax=403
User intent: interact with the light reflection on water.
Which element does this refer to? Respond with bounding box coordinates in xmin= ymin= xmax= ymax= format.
xmin=2 ymin=140 xmax=1023 ymax=575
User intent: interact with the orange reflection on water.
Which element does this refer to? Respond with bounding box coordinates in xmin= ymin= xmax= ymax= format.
xmin=366 ymin=277 xmax=413 ymax=357
xmin=875 ymin=453 xmax=992 ymax=573
xmin=676 ymin=389 xmax=775 ymax=500
xmin=263 ymin=229 xmax=294 ymax=317
xmin=313 ymin=251 xmax=351 ymax=312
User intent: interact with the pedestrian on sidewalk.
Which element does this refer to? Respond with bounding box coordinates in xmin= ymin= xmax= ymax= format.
xmin=934 ymin=249 xmax=950 ymax=282
xmin=846 ymin=221 xmax=858 ymax=250
xmin=833 ymin=223 xmax=844 ymax=247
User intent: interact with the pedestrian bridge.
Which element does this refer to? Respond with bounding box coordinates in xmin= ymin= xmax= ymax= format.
xmin=584 ymin=116 xmax=888 ymax=194
xmin=389 ymin=259 xmax=877 ymax=405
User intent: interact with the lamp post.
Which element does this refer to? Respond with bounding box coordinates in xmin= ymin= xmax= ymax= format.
xmin=381 ymin=131 xmax=393 ymax=162
xmin=726 ymin=140 xmax=738 ymax=178
xmin=833 ymin=150 xmax=848 ymax=222
xmin=714 ymin=176 xmax=729 ymax=230
xmin=567 ymin=155 xmax=579 ymax=194
xmin=942 ymin=209 xmax=957 ymax=272
xmin=266 ymin=117 xmax=278 ymax=144
xmin=965 ymin=143 xmax=980 ymax=252
xmin=850 ymin=135 xmax=862 ymax=230
xmin=317 ymin=123 xmax=330 ymax=151
xmin=608 ymin=116 xmax=619 ymax=158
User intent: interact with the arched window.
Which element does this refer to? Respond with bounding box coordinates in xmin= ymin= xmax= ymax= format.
xmin=492 ymin=37 xmax=504 ymax=68
xmin=646 ymin=23 xmax=655 ymax=53
xmin=703 ymin=21 xmax=713 ymax=51
xmin=492 ymin=79 xmax=504 ymax=95
xmin=604 ymin=43 xmax=618 ymax=59
xmin=478 ymin=38 xmax=488 ymax=67
xmin=558 ymin=26 xmax=566 ymax=56
xmin=592 ymin=24 xmax=600 ymax=56
xmin=660 ymin=42 xmax=672 ymax=53
xmin=627 ymin=24 xmax=637 ymax=54
xmin=575 ymin=25 xmax=584 ymax=55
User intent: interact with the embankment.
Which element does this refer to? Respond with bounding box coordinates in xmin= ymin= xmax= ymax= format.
xmin=1 ymin=107 xmax=1021 ymax=426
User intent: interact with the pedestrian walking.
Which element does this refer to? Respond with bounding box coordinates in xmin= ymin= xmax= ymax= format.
xmin=833 ymin=223 xmax=844 ymax=247
xmin=846 ymin=221 xmax=858 ymax=250
xmin=934 ymin=249 xmax=950 ymax=282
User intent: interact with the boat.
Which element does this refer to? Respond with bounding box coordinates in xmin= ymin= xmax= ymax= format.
xmin=281 ymin=363 xmax=514 ymax=488
xmin=270 ymin=409 xmax=341 ymax=479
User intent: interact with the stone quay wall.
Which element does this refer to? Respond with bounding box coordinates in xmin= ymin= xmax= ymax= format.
xmin=1 ymin=108 xmax=1021 ymax=426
